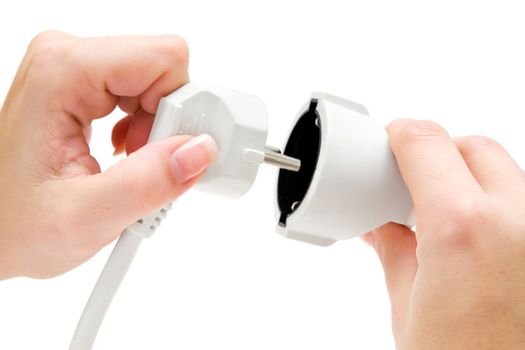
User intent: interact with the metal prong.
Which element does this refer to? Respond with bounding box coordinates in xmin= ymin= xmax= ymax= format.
xmin=264 ymin=145 xmax=281 ymax=154
xmin=263 ymin=146 xmax=301 ymax=172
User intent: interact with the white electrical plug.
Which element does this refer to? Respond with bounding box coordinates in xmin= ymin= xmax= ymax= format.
xmin=153 ymin=83 xmax=300 ymax=198
xmin=125 ymin=83 xmax=300 ymax=240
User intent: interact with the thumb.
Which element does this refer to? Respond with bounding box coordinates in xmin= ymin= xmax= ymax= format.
xmin=76 ymin=134 xmax=218 ymax=241
xmin=367 ymin=223 xmax=417 ymax=336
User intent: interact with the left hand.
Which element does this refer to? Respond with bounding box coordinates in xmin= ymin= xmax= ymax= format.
xmin=0 ymin=31 xmax=217 ymax=279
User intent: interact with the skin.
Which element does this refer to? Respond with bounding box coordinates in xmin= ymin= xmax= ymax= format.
xmin=1 ymin=32 xmax=525 ymax=349
xmin=0 ymin=31 xmax=218 ymax=279
xmin=364 ymin=120 xmax=525 ymax=349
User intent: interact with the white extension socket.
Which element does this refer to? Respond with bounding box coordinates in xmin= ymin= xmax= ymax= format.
xmin=275 ymin=92 xmax=414 ymax=246
xmin=69 ymin=83 xmax=414 ymax=349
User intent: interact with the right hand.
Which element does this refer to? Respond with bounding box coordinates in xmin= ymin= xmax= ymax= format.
xmin=365 ymin=119 xmax=525 ymax=349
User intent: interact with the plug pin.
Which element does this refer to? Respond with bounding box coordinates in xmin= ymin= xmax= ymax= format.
xmin=263 ymin=148 xmax=301 ymax=172
xmin=243 ymin=146 xmax=301 ymax=172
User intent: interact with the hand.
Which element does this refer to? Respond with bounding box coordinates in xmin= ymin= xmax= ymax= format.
xmin=364 ymin=120 xmax=525 ymax=349
xmin=0 ymin=32 xmax=218 ymax=279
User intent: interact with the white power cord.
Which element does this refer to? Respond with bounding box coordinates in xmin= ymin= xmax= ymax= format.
xmin=69 ymin=205 xmax=171 ymax=350
xmin=68 ymin=230 xmax=142 ymax=350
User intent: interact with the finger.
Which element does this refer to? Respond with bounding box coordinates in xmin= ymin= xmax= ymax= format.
xmin=111 ymin=116 xmax=131 ymax=155
xmin=454 ymin=136 xmax=525 ymax=195
xmin=370 ymin=223 xmax=417 ymax=335
xmin=387 ymin=119 xmax=483 ymax=210
xmin=74 ymin=134 xmax=218 ymax=246
xmin=125 ymin=109 xmax=155 ymax=154
xmin=118 ymin=96 xmax=141 ymax=115
xmin=28 ymin=35 xmax=189 ymax=124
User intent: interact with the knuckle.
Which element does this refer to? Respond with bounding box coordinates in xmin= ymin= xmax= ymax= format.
xmin=115 ymin=158 xmax=152 ymax=214
xmin=389 ymin=119 xmax=448 ymax=145
xmin=157 ymin=35 xmax=190 ymax=62
xmin=115 ymin=154 xmax=176 ymax=214
xmin=452 ymin=197 xmax=489 ymax=228
xmin=28 ymin=30 xmax=67 ymax=49
xmin=26 ymin=37 xmax=72 ymax=75
xmin=438 ymin=196 xmax=493 ymax=246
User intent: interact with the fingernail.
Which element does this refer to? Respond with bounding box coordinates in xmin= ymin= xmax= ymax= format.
xmin=171 ymin=134 xmax=218 ymax=182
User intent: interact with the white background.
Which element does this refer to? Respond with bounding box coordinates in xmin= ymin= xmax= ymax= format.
xmin=1 ymin=1 xmax=525 ymax=349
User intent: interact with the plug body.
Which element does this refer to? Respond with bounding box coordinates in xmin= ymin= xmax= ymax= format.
xmin=275 ymin=92 xmax=413 ymax=246
xmin=153 ymin=83 xmax=269 ymax=198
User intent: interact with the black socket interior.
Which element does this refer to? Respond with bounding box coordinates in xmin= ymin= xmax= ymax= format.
xmin=277 ymin=99 xmax=321 ymax=227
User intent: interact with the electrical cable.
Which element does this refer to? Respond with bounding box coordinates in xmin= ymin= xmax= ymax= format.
xmin=69 ymin=204 xmax=171 ymax=350
xmin=68 ymin=230 xmax=142 ymax=350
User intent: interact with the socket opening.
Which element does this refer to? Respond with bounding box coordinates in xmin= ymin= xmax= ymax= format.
xmin=277 ymin=99 xmax=321 ymax=226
